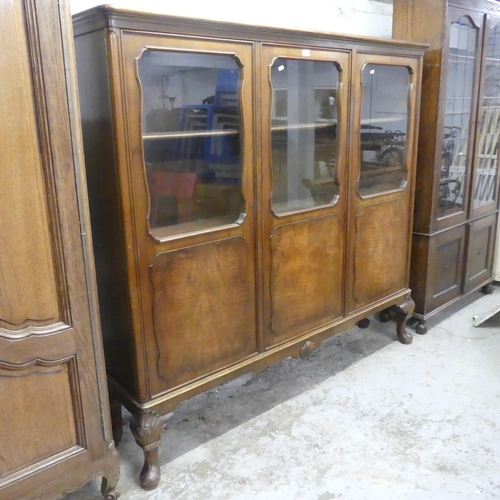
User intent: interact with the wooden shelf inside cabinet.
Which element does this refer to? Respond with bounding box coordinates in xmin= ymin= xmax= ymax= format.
xmin=73 ymin=5 xmax=425 ymax=491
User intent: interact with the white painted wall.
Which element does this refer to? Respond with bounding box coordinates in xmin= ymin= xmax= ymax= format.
xmin=69 ymin=0 xmax=393 ymax=39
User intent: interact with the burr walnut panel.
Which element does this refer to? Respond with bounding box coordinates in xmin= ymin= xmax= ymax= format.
xmin=0 ymin=361 xmax=80 ymax=480
xmin=150 ymin=237 xmax=256 ymax=395
xmin=0 ymin=0 xmax=60 ymax=332
xmin=268 ymin=215 xmax=344 ymax=343
xmin=351 ymin=198 xmax=409 ymax=309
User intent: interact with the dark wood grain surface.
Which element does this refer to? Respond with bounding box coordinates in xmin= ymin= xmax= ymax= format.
xmin=393 ymin=0 xmax=500 ymax=321
xmin=0 ymin=1 xmax=119 ymax=498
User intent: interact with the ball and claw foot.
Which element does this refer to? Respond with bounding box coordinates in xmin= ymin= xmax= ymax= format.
xmin=395 ymin=293 xmax=415 ymax=345
xmin=415 ymin=321 xmax=428 ymax=335
xmin=481 ymin=283 xmax=494 ymax=295
xmin=357 ymin=318 xmax=370 ymax=329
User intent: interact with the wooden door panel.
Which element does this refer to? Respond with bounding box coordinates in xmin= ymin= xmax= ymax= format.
xmin=467 ymin=227 xmax=490 ymax=278
xmin=0 ymin=0 xmax=61 ymax=332
xmin=350 ymin=198 xmax=408 ymax=310
xmin=428 ymin=225 xmax=466 ymax=312
xmin=149 ymin=237 xmax=256 ymax=395
xmin=464 ymin=213 xmax=497 ymax=293
xmin=0 ymin=360 xmax=83 ymax=480
xmin=347 ymin=53 xmax=421 ymax=314
xmin=118 ymin=33 xmax=258 ymax=398
xmin=268 ymin=214 xmax=344 ymax=344
xmin=0 ymin=0 xmax=118 ymax=497
xmin=260 ymin=45 xmax=349 ymax=345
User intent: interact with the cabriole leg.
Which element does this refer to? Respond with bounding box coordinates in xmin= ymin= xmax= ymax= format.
xmin=100 ymin=444 xmax=121 ymax=499
xmin=110 ymin=400 xmax=123 ymax=446
xmin=130 ymin=409 xmax=165 ymax=490
xmin=395 ymin=293 xmax=415 ymax=345
xmin=101 ymin=473 xmax=120 ymax=500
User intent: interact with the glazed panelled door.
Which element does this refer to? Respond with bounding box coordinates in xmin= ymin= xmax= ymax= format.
xmin=469 ymin=16 xmax=500 ymax=220
xmin=260 ymin=45 xmax=349 ymax=347
xmin=437 ymin=9 xmax=483 ymax=229
xmin=346 ymin=55 xmax=419 ymax=313
xmin=120 ymin=33 xmax=257 ymax=397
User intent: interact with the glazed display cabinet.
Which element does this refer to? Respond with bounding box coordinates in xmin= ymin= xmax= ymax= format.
xmin=0 ymin=1 xmax=119 ymax=499
xmin=393 ymin=0 xmax=500 ymax=332
xmin=73 ymin=6 xmax=425 ymax=489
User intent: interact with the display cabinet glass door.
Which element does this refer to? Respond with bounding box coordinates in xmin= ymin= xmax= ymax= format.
xmin=435 ymin=10 xmax=482 ymax=228
xmin=260 ymin=45 xmax=349 ymax=347
xmin=470 ymin=18 xmax=500 ymax=219
xmin=347 ymin=55 xmax=419 ymax=314
xmin=121 ymin=33 xmax=257 ymax=396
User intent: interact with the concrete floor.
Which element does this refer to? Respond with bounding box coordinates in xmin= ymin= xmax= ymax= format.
xmin=67 ymin=287 xmax=500 ymax=500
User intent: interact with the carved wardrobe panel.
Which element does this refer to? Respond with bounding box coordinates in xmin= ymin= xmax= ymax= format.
xmin=0 ymin=1 xmax=119 ymax=499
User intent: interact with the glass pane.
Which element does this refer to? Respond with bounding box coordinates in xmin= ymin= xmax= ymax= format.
xmin=139 ymin=50 xmax=243 ymax=232
xmin=359 ymin=64 xmax=410 ymax=196
xmin=438 ymin=16 xmax=478 ymax=217
xmin=473 ymin=23 xmax=500 ymax=208
xmin=270 ymin=58 xmax=340 ymax=213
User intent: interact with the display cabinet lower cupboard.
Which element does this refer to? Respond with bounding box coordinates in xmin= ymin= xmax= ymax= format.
xmin=73 ymin=6 xmax=425 ymax=489
xmin=0 ymin=1 xmax=119 ymax=499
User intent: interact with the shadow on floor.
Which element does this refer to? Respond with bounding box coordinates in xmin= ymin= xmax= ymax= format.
xmin=118 ymin=316 xmax=405 ymax=472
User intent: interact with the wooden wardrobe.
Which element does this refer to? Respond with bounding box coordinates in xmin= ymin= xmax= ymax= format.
xmin=0 ymin=1 xmax=119 ymax=498
xmin=73 ymin=6 xmax=425 ymax=489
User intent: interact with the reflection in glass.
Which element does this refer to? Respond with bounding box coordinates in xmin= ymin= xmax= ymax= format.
xmin=474 ymin=24 xmax=500 ymax=208
xmin=439 ymin=16 xmax=477 ymax=216
xmin=270 ymin=58 xmax=340 ymax=213
xmin=139 ymin=50 xmax=243 ymax=232
xmin=359 ymin=64 xmax=409 ymax=196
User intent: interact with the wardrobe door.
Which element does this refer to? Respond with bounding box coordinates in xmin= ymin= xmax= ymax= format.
xmin=120 ymin=33 xmax=257 ymax=396
xmin=0 ymin=1 xmax=118 ymax=499
xmin=259 ymin=45 xmax=349 ymax=347
xmin=346 ymin=54 xmax=421 ymax=314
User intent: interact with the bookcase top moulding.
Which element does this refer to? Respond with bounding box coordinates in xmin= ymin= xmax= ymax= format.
xmin=73 ymin=4 xmax=428 ymax=53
